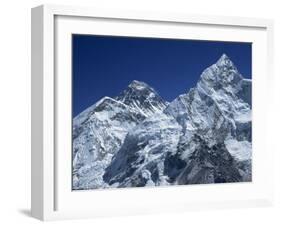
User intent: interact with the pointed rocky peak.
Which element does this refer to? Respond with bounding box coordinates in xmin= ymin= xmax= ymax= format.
xmin=128 ymin=80 xmax=153 ymax=91
xmin=116 ymin=80 xmax=156 ymax=101
xmin=115 ymin=80 xmax=168 ymax=116
xmin=215 ymin=54 xmax=235 ymax=68
xmin=198 ymin=54 xmax=243 ymax=89
xmin=123 ymin=80 xmax=160 ymax=100
xmin=214 ymin=54 xmax=240 ymax=75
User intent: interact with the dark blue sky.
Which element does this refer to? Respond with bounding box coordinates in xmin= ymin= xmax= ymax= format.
xmin=73 ymin=35 xmax=252 ymax=116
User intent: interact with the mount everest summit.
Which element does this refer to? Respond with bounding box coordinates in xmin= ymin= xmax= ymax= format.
xmin=73 ymin=54 xmax=252 ymax=190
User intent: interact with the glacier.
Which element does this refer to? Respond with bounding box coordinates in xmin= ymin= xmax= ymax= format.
xmin=72 ymin=54 xmax=252 ymax=190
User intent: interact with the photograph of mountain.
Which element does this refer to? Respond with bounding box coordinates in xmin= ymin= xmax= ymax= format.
xmin=72 ymin=35 xmax=252 ymax=190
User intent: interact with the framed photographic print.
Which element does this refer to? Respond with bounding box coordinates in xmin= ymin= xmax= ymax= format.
xmin=31 ymin=4 xmax=274 ymax=221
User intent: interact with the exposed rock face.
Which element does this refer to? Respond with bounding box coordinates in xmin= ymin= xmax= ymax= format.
xmin=166 ymin=135 xmax=246 ymax=185
xmin=73 ymin=54 xmax=252 ymax=190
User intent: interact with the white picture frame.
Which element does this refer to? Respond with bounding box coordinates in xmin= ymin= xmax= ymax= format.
xmin=31 ymin=4 xmax=274 ymax=221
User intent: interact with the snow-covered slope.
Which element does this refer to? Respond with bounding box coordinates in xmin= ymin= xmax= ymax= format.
xmin=73 ymin=82 xmax=168 ymax=189
xmin=103 ymin=113 xmax=182 ymax=187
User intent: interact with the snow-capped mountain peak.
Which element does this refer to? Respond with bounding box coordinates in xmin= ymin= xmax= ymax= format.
xmin=117 ymin=80 xmax=157 ymax=100
xmin=115 ymin=80 xmax=168 ymax=116
xmin=128 ymin=80 xmax=151 ymax=90
xmin=197 ymin=54 xmax=243 ymax=93
xmin=165 ymin=54 xmax=251 ymax=160
xmin=72 ymin=80 xmax=169 ymax=189
xmin=216 ymin=53 xmax=235 ymax=67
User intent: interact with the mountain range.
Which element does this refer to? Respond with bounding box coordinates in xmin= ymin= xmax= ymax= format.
xmin=72 ymin=54 xmax=252 ymax=190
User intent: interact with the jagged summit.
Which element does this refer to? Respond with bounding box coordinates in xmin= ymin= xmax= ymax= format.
xmin=116 ymin=80 xmax=154 ymax=100
xmin=123 ymin=80 xmax=157 ymax=96
xmin=128 ymin=80 xmax=152 ymax=90
xmin=198 ymin=54 xmax=243 ymax=88
xmin=115 ymin=80 xmax=167 ymax=116
xmin=215 ymin=53 xmax=237 ymax=70
xmin=216 ymin=53 xmax=230 ymax=64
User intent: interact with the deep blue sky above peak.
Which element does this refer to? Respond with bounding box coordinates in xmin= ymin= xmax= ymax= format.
xmin=73 ymin=34 xmax=252 ymax=116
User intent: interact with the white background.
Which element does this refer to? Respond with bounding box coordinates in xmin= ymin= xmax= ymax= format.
xmin=0 ymin=0 xmax=280 ymax=225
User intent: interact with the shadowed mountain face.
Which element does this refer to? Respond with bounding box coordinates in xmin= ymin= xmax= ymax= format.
xmin=73 ymin=54 xmax=252 ymax=190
